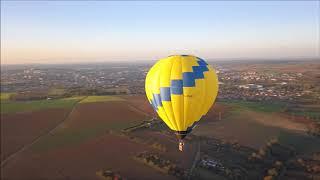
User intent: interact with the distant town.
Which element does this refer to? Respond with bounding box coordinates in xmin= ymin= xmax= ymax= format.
xmin=216 ymin=63 xmax=318 ymax=102
xmin=1 ymin=60 xmax=319 ymax=104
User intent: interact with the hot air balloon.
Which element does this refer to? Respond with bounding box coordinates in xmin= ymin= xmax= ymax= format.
xmin=145 ymin=55 xmax=219 ymax=151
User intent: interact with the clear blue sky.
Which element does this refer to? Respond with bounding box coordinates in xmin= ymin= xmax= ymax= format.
xmin=1 ymin=1 xmax=319 ymax=64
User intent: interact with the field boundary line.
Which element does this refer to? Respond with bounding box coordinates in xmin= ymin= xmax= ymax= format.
xmin=1 ymin=96 xmax=87 ymax=168
xmin=125 ymin=103 xmax=152 ymax=118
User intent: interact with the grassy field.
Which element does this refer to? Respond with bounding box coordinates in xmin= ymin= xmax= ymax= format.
xmin=79 ymin=95 xmax=125 ymax=104
xmin=0 ymin=95 xmax=126 ymax=114
xmin=278 ymin=131 xmax=320 ymax=154
xmin=48 ymin=88 xmax=66 ymax=95
xmin=219 ymin=100 xmax=286 ymax=113
xmin=0 ymin=93 xmax=15 ymax=102
xmin=219 ymin=100 xmax=320 ymax=121
xmin=0 ymin=96 xmax=85 ymax=114
xmin=286 ymin=106 xmax=320 ymax=121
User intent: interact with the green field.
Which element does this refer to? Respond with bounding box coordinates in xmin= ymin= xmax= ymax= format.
xmin=0 ymin=93 xmax=15 ymax=102
xmin=79 ymin=95 xmax=124 ymax=104
xmin=0 ymin=96 xmax=85 ymax=114
xmin=0 ymin=95 xmax=127 ymax=114
xmin=219 ymin=100 xmax=286 ymax=113
xmin=48 ymin=88 xmax=66 ymax=95
xmin=286 ymin=107 xmax=320 ymax=121
xmin=278 ymin=131 xmax=320 ymax=154
xmin=219 ymin=100 xmax=320 ymax=121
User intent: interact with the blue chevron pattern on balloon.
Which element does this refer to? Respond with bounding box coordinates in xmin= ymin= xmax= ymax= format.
xmin=149 ymin=58 xmax=209 ymax=111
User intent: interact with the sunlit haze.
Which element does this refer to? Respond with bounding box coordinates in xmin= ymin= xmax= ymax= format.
xmin=1 ymin=1 xmax=319 ymax=64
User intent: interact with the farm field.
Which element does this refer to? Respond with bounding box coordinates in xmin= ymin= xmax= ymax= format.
xmin=2 ymin=133 xmax=176 ymax=180
xmin=220 ymin=100 xmax=320 ymax=121
xmin=193 ymin=100 xmax=320 ymax=154
xmin=0 ymin=95 xmax=88 ymax=162
xmin=1 ymin=108 xmax=71 ymax=162
xmin=0 ymin=95 xmax=130 ymax=161
xmin=31 ymin=101 xmax=149 ymax=152
xmin=122 ymin=95 xmax=156 ymax=116
xmin=1 ymin=95 xmax=320 ymax=179
xmin=1 ymin=96 xmax=179 ymax=180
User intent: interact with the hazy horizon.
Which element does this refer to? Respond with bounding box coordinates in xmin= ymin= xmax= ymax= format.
xmin=1 ymin=1 xmax=319 ymax=65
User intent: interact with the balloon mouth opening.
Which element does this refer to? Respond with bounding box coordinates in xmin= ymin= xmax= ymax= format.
xmin=175 ymin=133 xmax=187 ymax=140
xmin=174 ymin=129 xmax=192 ymax=140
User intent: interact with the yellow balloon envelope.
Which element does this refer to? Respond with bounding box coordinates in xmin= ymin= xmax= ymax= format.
xmin=145 ymin=55 xmax=219 ymax=139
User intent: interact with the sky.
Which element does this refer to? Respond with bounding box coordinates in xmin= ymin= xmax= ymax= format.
xmin=1 ymin=1 xmax=319 ymax=64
